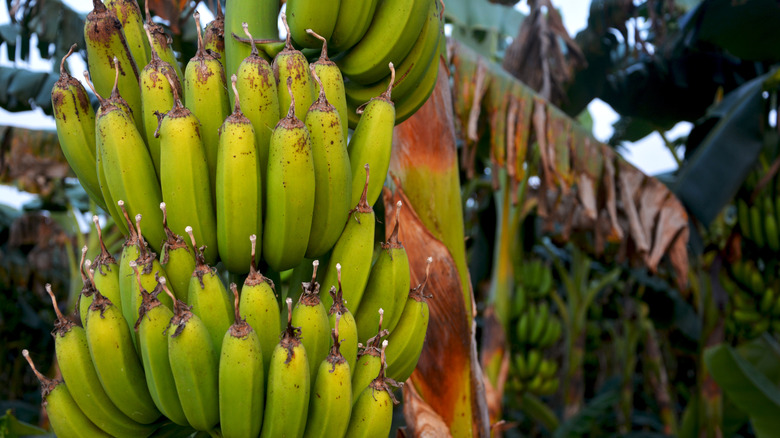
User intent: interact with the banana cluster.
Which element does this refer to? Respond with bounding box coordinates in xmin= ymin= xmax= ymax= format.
xmin=53 ymin=0 xmax=443 ymax=278
xmin=507 ymin=260 xmax=562 ymax=396
xmin=723 ymin=261 xmax=780 ymax=338
xmin=24 ymin=205 xmax=433 ymax=437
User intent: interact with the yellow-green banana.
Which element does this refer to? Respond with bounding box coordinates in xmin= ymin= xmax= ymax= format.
xmin=336 ymin=0 xmax=429 ymax=84
xmin=77 ymin=248 xmax=97 ymax=327
xmin=328 ymin=264 xmax=358 ymax=373
xmin=90 ymin=216 xmax=123 ymax=314
xmin=390 ymin=50 xmax=440 ymax=125
xmin=118 ymin=200 xmax=141 ymax=320
xmin=260 ymin=298 xmax=311 ymax=438
xmin=345 ymin=343 xmax=399 ymax=438
xmin=286 ymin=0 xmax=341 ymax=48
xmin=273 ymin=14 xmax=315 ymax=121
xmin=105 ymin=0 xmax=150 ymax=69
xmin=132 ymin=269 xmax=188 ymax=426
xmin=186 ymin=227 xmax=235 ymax=359
xmin=307 ymin=30 xmax=348 ymax=144
xmin=385 ymin=257 xmax=432 ymax=382
xmin=158 ymin=80 xmax=218 ymax=265
xmin=204 ymin=2 xmax=225 ymax=62
xmin=219 ymin=283 xmax=265 ymax=438
xmin=347 ymin=74 xmax=394 ymax=207
xmin=161 ymin=278 xmax=220 ymax=432
xmin=292 ymin=261 xmax=331 ymax=384
xmin=52 ymin=45 xmax=105 ymax=211
xmin=184 ymin=11 xmax=230 ymax=201
xmin=22 ymin=350 xmax=114 ymax=438
xmin=351 ymin=318 xmax=388 ymax=404
xmin=305 ymin=67 xmax=352 ymax=258
xmin=321 ymin=165 xmax=375 ymax=313
xmin=355 ymin=201 xmax=410 ymax=338
xmin=240 ymin=234 xmax=280 ymax=381
xmin=328 ymin=0 xmax=378 ymax=53
xmin=144 ymin=0 xmax=183 ymax=80
xmin=303 ymin=314 xmax=352 ymax=438
xmin=216 ymin=75 xmax=263 ymax=274
xmin=159 ymin=203 xmax=197 ymax=302
xmin=264 ymin=77 xmax=316 ymax=272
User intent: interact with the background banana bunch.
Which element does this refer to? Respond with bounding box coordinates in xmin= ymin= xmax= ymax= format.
xmin=40 ymin=0 xmax=446 ymax=435
xmin=507 ymin=260 xmax=562 ymax=396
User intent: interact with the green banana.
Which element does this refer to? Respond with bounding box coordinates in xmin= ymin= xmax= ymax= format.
xmin=273 ymin=14 xmax=315 ymax=121
xmin=220 ymin=283 xmax=265 ymax=438
xmin=240 ymin=234 xmax=280 ymax=380
xmin=355 ymin=201 xmax=410 ymax=338
xmin=392 ymin=51 xmax=440 ymax=125
xmin=305 ymin=67 xmax=352 ymax=258
xmin=132 ymin=269 xmax=188 ymax=426
xmin=236 ymin=22 xmax=281 ymax=204
xmin=303 ymin=314 xmax=352 ymax=438
xmin=750 ymin=203 xmax=765 ymax=247
xmin=144 ymin=0 xmax=184 ymax=80
xmin=513 ymin=286 xmax=527 ymax=317
xmin=158 ymin=77 xmax=218 ymax=265
xmin=85 ymin=270 xmax=161 ymax=424
xmin=529 ymin=302 xmax=550 ymax=345
xmin=344 ymin=344 xmax=399 ymax=438
xmin=516 ymin=312 xmax=530 ymax=344
xmin=22 ymin=350 xmax=114 ymax=438
xmin=347 ymin=73 xmax=394 ymax=207
xmin=105 ymin=0 xmax=150 ymax=69
xmin=286 ymin=0 xmax=341 ymax=48
xmin=186 ymin=227 xmax=235 ymax=359
xmin=260 ymin=298 xmax=311 ymax=438
xmin=139 ymin=24 xmax=181 ymax=175
xmin=204 ymin=1 xmax=225 ymax=62
xmin=321 ymin=165 xmax=375 ymax=313
xmin=118 ymin=200 xmax=141 ymax=321
xmin=84 ymin=0 xmax=143 ymax=130
xmin=77 ymin=248 xmax=97 ymax=327
xmin=161 ymin=277 xmax=220 ymax=432
xmin=526 ymin=349 xmax=542 ymax=377
xmin=90 ymin=216 xmax=122 ymax=308
xmin=759 ymin=288 xmax=776 ymax=314
xmin=344 ymin=0 xmax=440 ymax=108
xmin=352 ymin=323 xmax=388 ymax=405
xmin=224 ymin=0 xmax=279 ymax=104
xmin=292 ymin=261 xmax=331 ymax=385
xmin=159 ymin=203 xmax=197 ymax=302
xmin=307 ymin=30 xmax=349 ymax=144
xmin=514 ymin=353 xmax=528 ymax=380
xmin=328 ymin=264 xmax=358 ymax=373
xmin=184 ymin=11 xmax=230 ymax=201
xmin=765 ymin=196 xmax=780 ymax=251
xmin=46 ymin=285 xmax=153 ymax=437
xmin=96 ymin=58 xmax=165 ymax=253
xmin=737 ymin=198 xmax=751 ymax=240
xmin=385 ymin=257 xmax=432 ymax=382
xmin=336 ymin=0 xmax=429 ymax=84
xmin=328 ymin=0 xmax=378 ymax=53
xmin=263 ymin=77 xmax=316 ymax=271
xmin=52 ymin=45 xmax=105 ymax=211
xmin=216 ymin=75 xmax=263 ymax=274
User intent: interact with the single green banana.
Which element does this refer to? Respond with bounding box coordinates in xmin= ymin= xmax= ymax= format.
xmin=355 ymin=201 xmax=410 ymax=338
xmin=750 ymin=203 xmax=765 ymax=247
xmin=143 ymin=0 xmax=183 ymax=79
xmin=204 ymin=1 xmax=225 ymax=62
xmin=52 ymin=45 xmax=105 ymax=211
xmin=516 ymin=312 xmax=530 ymax=344
xmin=260 ymin=298 xmax=311 ymax=438
xmin=85 ymin=270 xmax=161 ymax=424
xmin=96 ymin=59 xmax=165 ymax=252
xmin=158 ymin=79 xmax=218 ymax=265
xmin=344 ymin=0 xmax=441 ymax=108
xmin=385 ymin=257 xmax=432 ymax=382
xmin=224 ymin=0 xmax=279 ymax=103
xmin=292 ymin=261 xmax=331 ymax=385
xmin=328 ymin=264 xmax=358 ymax=373
xmin=77 ymin=248 xmax=98 ymax=327
xmin=328 ymin=0 xmax=378 ymax=53
xmin=390 ymin=50 xmax=440 ymax=125
xmin=351 ymin=320 xmax=388 ymax=405
xmin=760 ymin=288 xmax=777 ymax=314
xmin=161 ymin=278 xmax=220 ymax=432
xmin=344 ymin=344 xmax=400 ymax=438
xmin=526 ymin=349 xmax=542 ymax=377
xmin=184 ymin=12 xmax=231 ymax=201
xmin=236 ymin=23 xmax=281 ymax=203
xmin=23 ymin=350 xmax=114 ymax=438
xmin=320 ymin=165 xmax=375 ymax=313
xmin=139 ymin=24 xmax=181 ymax=175
xmin=118 ymin=200 xmax=141 ymax=322
xmin=84 ymin=0 xmax=143 ymax=130
xmin=513 ymin=285 xmax=527 ymax=317
xmin=286 ymin=0 xmax=341 ymax=48
xmin=737 ymin=198 xmax=752 ymax=240
xmin=220 ymin=283 xmax=265 ymax=438
xmin=159 ymin=203 xmax=197 ymax=302
xmin=306 ymin=29 xmax=349 ymax=144
xmin=264 ymin=77 xmax=316 ymax=271
xmin=529 ymin=302 xmax=550 ymax=345
xmin=273 ymin=14 xmax=315 ymax=121
xmin=132 ymin=269 xmax=188 ymax=426
xmin=765 ymin=196 xmax=780 ymax=251
xmin=305 ymin=67 xmax=352 ymax=257
xmin=347 ymin=71 xmax=394 ymax=207
xmin=240 ymin=234 xmax=280 ymax=380
xmin=514 ymin=353 xmax=528 ymax=380
xmin=336 ymin=0 xmax=429 ymax=84
xmin=45 ymin=285 xmax=153 ymax=437
xmin=90 ymin=216 xmax=122 ymax=308
xmin=105 ymin=0 xmax=150 ymax=69
xmin=303 ymin=314 xmax=352 ymax=438
xmin=216 ymin=75 xmax=263 ymax=274
xmin=186 ymin=227 xmax=235 ymax=359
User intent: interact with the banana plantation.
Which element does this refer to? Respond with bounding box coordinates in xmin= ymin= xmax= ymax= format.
xmin=1 ymin=0 xmax=780 ymax=436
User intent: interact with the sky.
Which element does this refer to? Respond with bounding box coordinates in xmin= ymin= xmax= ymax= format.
xmin=0 ymin=0 xmax=688 ymax=208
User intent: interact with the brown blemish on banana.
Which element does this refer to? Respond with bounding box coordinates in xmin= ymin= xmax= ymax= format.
xmin=281 ymin=297 xmax=303 ymax=364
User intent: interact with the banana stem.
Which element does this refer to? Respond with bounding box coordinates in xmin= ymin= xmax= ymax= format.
xmin=60 ymin=44 xmax=77 ymax=76
xmin=45 ymin=284 xmax=65 ymax=321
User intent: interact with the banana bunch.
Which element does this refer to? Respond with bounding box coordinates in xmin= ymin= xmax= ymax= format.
xmin=722 ymin=264 xmax=779 ymax=339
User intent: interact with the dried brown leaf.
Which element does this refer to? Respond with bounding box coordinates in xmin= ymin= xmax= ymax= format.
xmin=638 ymin=178 xmax=670 ymax=252
xmin=601 ymin=145 xmax=623 ymax=241
xmin=647 ymin=196 xmax=689 ymax=272
xmin=403 ymin=380 xmax=453 ymax=438
xmin=618 ymin=160 xmax=649 ymax=254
